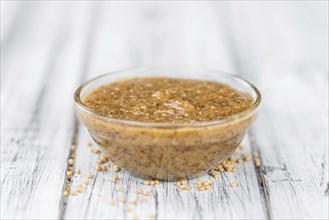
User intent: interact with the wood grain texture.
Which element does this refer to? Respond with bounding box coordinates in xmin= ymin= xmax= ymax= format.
xmin=1 ymin=1 xmax=328 ymax=219
xmin=224 ymin=2 xmax=328 ymax=219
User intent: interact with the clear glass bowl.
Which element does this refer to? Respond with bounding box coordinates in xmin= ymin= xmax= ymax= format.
xmin=74 ymin=67 xmax=261 ymax=181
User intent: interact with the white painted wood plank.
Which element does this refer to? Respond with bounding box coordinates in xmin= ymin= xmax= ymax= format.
xmin=64 ymin=2 xmax=266 ymax=219
xmin=1 ymin=2 xmax=100 ymax=219
xmin=223 ymin=2 xmax=328 ymax=219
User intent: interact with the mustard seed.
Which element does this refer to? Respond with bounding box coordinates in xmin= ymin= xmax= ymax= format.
xmin=68 ymin=159 xmax=74 ymax=166
xmin=135 ymin=188 xmax=143 ymax=194
xmin=63 ymin=191 xmax=69 ymax=197
xmin=96 ymin=165 xmax=102 ymax=171
xmin=84 ymin=179 xmax=90 ymax=185
xmin=198 ymin=186 xmax=205 ymax=191
xmin=71 ymin=190 xmax=78 ymax=196
xmin=87 ymin=172 xmax=93 ymax=179
xmin=110 ymin=199 xmax=116 ymax=206
xmin=150 ymin=181 xmax=155 ymax=186
xmin=113 ymin=165 xmax=120 ymax=172
xmin=155 ymin=180 xmax=160 ymax=185
xmin=70 ymin=144 xmax=76 ymax=150
xmin=116 ymin=186 xmax=122 ymax=192
xmin=144 ymin=191 xmax=152 ymax=196
xmin=78 ymin=184 xmax=83 ymax=193
xmin=75 ymin=168 xmax=81 ymax=174
xmin=184 ymin=185 xmax=191 ymax=190
xmin=204 ymin=180 xmax=212 ymax=186
xmin=144 ymin=180 xmax=150 ymax=185
xmin=120 ymin=197 xmax=127 ymax=203
xmin=230 ymin=182 xmax=238 ymax=189
xmin=255 ymin=159 xmax=261 ymax=167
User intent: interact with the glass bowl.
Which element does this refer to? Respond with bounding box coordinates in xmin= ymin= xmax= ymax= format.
xmin=74 ymin=67 xmax=261 ymax=181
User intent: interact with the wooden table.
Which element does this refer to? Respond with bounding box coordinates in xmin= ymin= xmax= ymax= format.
xmin=1 ymin=1 xmax=328 ymax=219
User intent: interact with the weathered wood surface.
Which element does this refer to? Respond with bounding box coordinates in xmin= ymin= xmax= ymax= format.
xmin=1 ymin=1 xmax=328 ymax=219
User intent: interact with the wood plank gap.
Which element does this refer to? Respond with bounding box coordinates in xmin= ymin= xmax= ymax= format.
xmin=248 ymin=130 xmax=273 ymax=220
xmin=59 ymin=118 xmax=80 ymax=220
xmin=58 ymin=5 xmax=102 ymax=219
xmin=217 ymin=5 xmax=273 ymax=219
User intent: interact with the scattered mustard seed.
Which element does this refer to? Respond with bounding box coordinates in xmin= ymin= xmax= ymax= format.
xmin=113 ymin=165 xmax=120 ymax=172
xmin=203 ymin=180 xmax=212 ymax=186
xmin=230 ymin=182 xmax=238 ymax=189
xmin=87 ymin=172 xmax=93 ymax=179
xmin=96 ymin=165 xmax=102 ymax=171
xmin=135 ymin=188 xmax=143 ymax=194
xmin=144 ymin=191 xmax=152 ymax=197
xmin=63 ymin=191 xmax=69 ymax=197
xmin=84 ymin=179 xmax=90 ymax=185
xmin=71 ymin=190 xmax=78 ymax=196
xmin=68 ymin=159 xmax=74 ymax=166
xmin=198 ymin=186 xmax=205 ymax=191
xmin=184 ymin=185 xmax=191 ymax=191
xmin=75 ymin=168 xmax=81 ymax=174
xmin=77 ymin=184 xmax=83 ymax=193
xmin=255 ymin=159 xmax=261 ymax=167
xmin=120 ymin=197 xmax=127 ymax=203
xmin=116 ymin=186 xmax=123 ymax=192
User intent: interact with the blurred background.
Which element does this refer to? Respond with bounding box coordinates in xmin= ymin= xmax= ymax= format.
xmin=2 ymin=1 xmax=327 ymax=79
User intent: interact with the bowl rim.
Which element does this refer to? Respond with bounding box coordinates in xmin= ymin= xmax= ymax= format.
xmin=74 ymin=67 xmax=261 ymax=127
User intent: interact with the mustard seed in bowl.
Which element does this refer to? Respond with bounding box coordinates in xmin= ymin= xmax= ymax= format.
xmin=74 ymin=67 xmax=261 ymax=181
xmin=82 ymin=78 xmax=253 ymax=122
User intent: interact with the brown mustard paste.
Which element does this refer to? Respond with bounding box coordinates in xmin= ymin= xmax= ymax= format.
xmin=82 ymin=77 xmax=253 ymax=122
xmin=77 ymin=77 xmax=257 ymax=181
